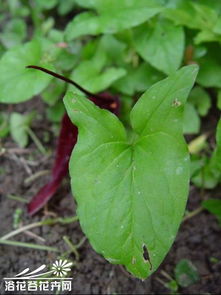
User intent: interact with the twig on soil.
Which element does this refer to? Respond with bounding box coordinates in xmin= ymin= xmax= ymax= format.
xmin=7 ymin=194 xmax=29 ymax=203
xmin=24 ymin=230 xmax=46 ymax=243
xmin=1 ymin=221 xmax=43 ymax=240
xmin=26 ymin=127 xmax=47 ymax=155
xmin=43 ymin=204 xmax=58 ymax=218
xmin=7 ymin=148 xmax=31 ymax=155
xmin=62 ymin=235 xmax=86 ymax=261
xmin=76 ymin=236 xmax=87 ymax=249
xmin=0 ymin=239 xmax=59 ymax=252
xmin=160 ymin=270 xmax=173 ymax=281
xmin=0 ymin=216 xmax=78 ymax=240
xmin=183 ymin=206 xmax=204 ymax=222
xmin=19 ymin=156 xmax=33 ymax=175
xmin=155 ymin=277 xmax=167 ymax=287
xmin=24 ymin=169 xmax=50 ymax=185
xmin=7 ymin=153 xmax=32 ymax=175
xmin=63 ymin=236 xmax=80 ymax=261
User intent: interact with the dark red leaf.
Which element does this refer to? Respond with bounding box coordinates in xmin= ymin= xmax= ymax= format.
xmin=27 ymin=93 xmax=120 ymax=215
xmin=28 ymin=114 xmax=77 ymax=215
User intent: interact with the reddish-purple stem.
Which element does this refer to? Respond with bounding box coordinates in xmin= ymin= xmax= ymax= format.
xmin=27 ymin=66 xmax=120 ymax=215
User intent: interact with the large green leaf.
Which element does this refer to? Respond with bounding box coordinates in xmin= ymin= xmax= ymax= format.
xmin=134 ymin=20 xmax=184 ymax=75
xmin=64 ymin=65 xmax=198 ymax=279
xmin=0 ymin=39 xmax=58 ymax=103
xmin=65 ymin=0 xmax=162 ymax=40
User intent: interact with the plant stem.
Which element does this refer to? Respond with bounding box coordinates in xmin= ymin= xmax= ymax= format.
xmin=183 ymin=206 xmax=204 ymax=222
xmin=1 ymin=222 xmax=42 ymax=240
xmin=7 ymin=194 xmax=29 ymax=203
xmin=76 ymin=236 xmax=87 ymax=249
xmin=63 ymin=236 xmax=79 ymax=260
xmin=24 ymin=169 xmax=50 ymax=185
xmin=0 ymin=239 xmax=59 ymax=252
xmin=0 ymin=216 xmax=78 ymax=240
xmin=26 ymin=127 xmax=47 ymax=155
xmin=26 ymin=65 xmax=103 ymax=100
xmin=161 ymin=270 xmax=174 ymax=281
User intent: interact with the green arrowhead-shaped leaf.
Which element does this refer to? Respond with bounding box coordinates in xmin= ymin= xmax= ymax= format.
xmin=64 ymin=65 xmax=198 ymax=279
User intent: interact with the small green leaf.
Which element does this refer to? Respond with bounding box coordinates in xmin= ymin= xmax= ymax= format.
xmin=65 ymin=0 xmax=162 ymax=40
xmin=210 ymin=256 xmax=220 ymax=264
xmin=64 ymin=65 xmax=198 ymax=279
xmin=188 ymin=86 xmax=211 ymax=116
xmin=202 ymin=199 xmax=221 ymax=225
xmin=0 ymin=112 xmax=9 ymax=138
xmin=0 ymin=18 xmax=27 ymax=49
xmin=134 ymin=20 xmax=185 ymax=75
xmin=190 ymin=155 xmax=206 ymax=179
xmin=188 ymin=134 xmax=208 ymax=155
xmin=10 ymin=112 xmax=35 ymax=148
xmin=42 ymin=79 xmax=65 ymax=106
xmin=47 ymin=100 xmax=65 ymax=123
xmin=6 ymin=0 xmax=29 ymax=17
xmin=175 ymin=259 xmax=199 ymax=287
xmin=113 ymin=63 xmax=165 ymax=96
xmin=36 ymin=0 xmax=58 ymax=10
xmin=58 ymin=0 xmax=76 ymax=15
xmin=192 ymin=118 xmax=221 ymax=188
xmin=98 ymin=35 xmax=127 ymax=65
xmin=183 ymin=103 xmax=200 ymax=134
xmin=164 ymin=1 xmax=218 ymax=31
xmin=194 ymin=30 xmax=221 ymax=45
xmin=0 ymin=39 xmax=58 ymax=103
xmin=68 ymin=60 xmax=126 ymax=94
xmin=217 ymin=90 xmax=221 ymax=110
xmin=165 ymin=279 xmax=178 ymax=292
xmin=197 ymin=44 xmax=221 ymax=88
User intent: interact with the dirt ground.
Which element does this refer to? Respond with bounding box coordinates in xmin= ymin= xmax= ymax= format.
xmin=0 ymin=98 xmax=221 ymax=294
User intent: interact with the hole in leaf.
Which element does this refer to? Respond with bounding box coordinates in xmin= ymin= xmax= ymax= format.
xmin=142 ymin=244 xmax=152 ymax=270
